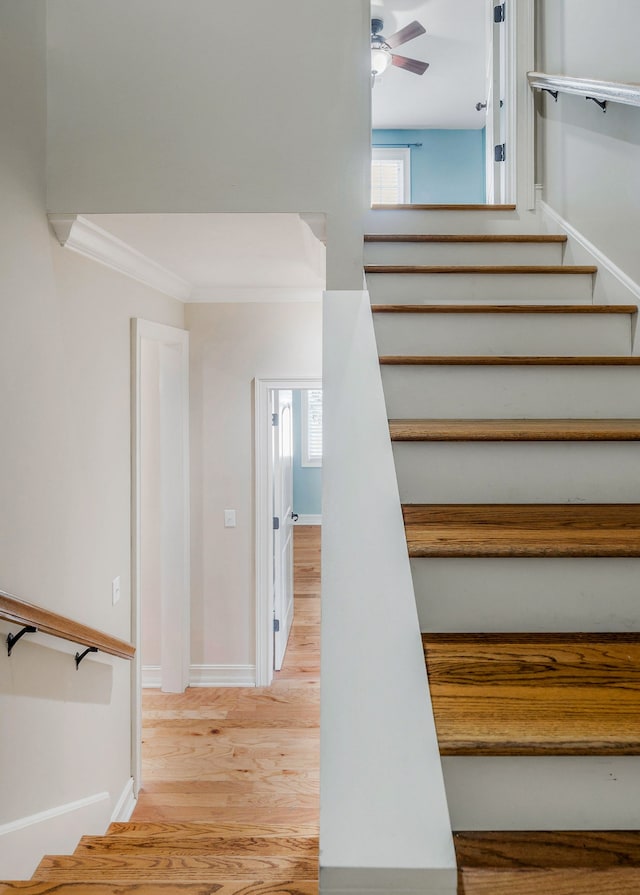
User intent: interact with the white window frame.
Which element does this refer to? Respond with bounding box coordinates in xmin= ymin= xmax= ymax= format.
xmin=301 ymin=388 xmax=322 ymax=468
xmin=371 ymin=147 xmax=411 ymax=204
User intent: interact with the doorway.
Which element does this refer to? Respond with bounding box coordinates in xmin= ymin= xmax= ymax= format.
xmin=132 ymin=319 xmax=190 ymax=792
xmin=255 ymin=378 xmax=322 ymax=687
xmin=370 ymin=0 xmax=517 ymax=205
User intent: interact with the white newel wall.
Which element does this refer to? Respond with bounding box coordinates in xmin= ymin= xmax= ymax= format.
xmin=320 ymin=291 xmax=456 ymax=895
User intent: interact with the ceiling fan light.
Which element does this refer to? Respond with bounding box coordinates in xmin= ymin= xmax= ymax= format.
xmin=371 ymin=46 xmax=391 ymax=76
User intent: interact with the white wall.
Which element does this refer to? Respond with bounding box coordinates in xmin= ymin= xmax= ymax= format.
xmin=186 ymin=302 xmax=321 ymax=674
xmin=537 ymin=0 xmax=640 ymax=283
xmin=0 ymin=1 xmax=184 ymax=874
xmin=45 ymin=0 xmax=371 ymax=290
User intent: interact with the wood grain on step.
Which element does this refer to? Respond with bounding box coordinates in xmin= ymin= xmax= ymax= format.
xmin=372 ymin=304 xmax=635 ymax=314
xmin=75 ymin=835 xmax=318 ymax=856
xmin=0 ymin=883 xmax=318 ymax=895
xmin=365 ymin=234 xmax=568 ymax=243
xmin=389 ymin=419 xmax=640 ymax=441
xmin=34 ymin=854 xmax=318 ymax=881
xmin=457 ymin=867 xmax=640 ymax=895
xmin=365 ymin=265 xmax=596 ymax=274
xmin=380 ymin=355 xmax=640 ymax=365
xmin=107 ymin=822 xmax=319 ymax=838
xmin=403 ymin=504 xmax=640 ymax=558
xmin=454 ymin=830 xmax=640 ymax=868
xmin=424 ymin=634 xmax=640 ymax=755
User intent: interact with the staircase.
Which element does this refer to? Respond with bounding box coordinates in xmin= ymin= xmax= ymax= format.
xmin=0 ymin=822 xmax=319 ymax=893
xmin=366 ymin=222 xmax=640 ymax=893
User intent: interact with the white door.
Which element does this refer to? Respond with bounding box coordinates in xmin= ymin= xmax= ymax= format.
xmin=485 ymin=0 xmax=507 ymax=203
xmin=272 ymin=389 xmax=294 ymax=671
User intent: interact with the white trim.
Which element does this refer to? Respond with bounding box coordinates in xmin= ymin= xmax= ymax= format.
xmin=528 ymin=71 xmax=640 ymax=109
xmin=141 ymin=665 xmax=162 ymax=688
xmin=295 ymin=514 xmax=322 ymax=526
xmin=538 ymin=198 xmax=640 ymax=305
xmin=48 ymin=214 xmax=192 ymax=301
xmin=189 ymin=664 xmax=256 ymax=687
xmin=254 ymin=377 xmax=322 ymax=688
xmin=110 ymin=778 xmax=136 ymax=823
xmin=0 ymin=792 xmax=109 ymax=838
xmin=520 ymin=0 xmax=536 ymax=209
xmin=131 ymin=319 xmax=190 ymax=796
xmin=189 ymin=286 xmax=323 ymax=303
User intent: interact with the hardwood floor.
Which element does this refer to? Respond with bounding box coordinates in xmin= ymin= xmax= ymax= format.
xmin=132 ymin=526 xmax=321 ymax=830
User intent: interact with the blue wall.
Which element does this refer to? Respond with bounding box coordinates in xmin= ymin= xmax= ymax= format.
xmin=373 ymin=128 xmax=486 ymax=204
xmin=292 ymin=390 xmax=322 ymax=516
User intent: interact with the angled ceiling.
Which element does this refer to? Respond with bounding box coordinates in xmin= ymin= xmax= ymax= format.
xmin=371 ymin=0 xmax=488 ymax=130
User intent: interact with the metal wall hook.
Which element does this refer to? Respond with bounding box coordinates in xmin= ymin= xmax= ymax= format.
xmin=543 ymin=88 xmax=559 ymax=101
xmin=75 ymin=646 xmax=98 ymax=669
xmin=475 ymin=101 xmax=487 ymax=111
xmin=7 ymin=626 xmax=37 ymax=656
xmin=586 ymin=96 xmax=607 ymax=112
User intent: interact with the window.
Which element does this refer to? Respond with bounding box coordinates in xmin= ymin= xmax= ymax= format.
xmin=302 ymin=389 xmax=322 ymax=467
xmin=371 ymin=147 xmax=411 ymax=204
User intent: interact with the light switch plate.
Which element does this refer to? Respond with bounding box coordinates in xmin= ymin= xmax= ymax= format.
xmin=224 ymin=509 xmax=236 ymax=528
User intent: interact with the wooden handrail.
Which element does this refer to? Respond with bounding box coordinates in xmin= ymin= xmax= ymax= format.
xmin=528 ymin=71 xmax=640 ymax=109
xmin=0 ymin=590 xmax=135 ymax=660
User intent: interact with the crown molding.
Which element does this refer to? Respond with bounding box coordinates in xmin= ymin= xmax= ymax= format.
xmin=48 ymin=214 xmax=192 ymax=301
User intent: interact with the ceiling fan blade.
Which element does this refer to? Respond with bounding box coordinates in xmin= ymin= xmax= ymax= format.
xmin=385 ymin=20 xmax=426 ymax=49
xmin=391 ymin=54 xmax=429 ymax=76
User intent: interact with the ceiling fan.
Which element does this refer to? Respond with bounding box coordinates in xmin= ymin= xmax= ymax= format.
xmin=371 ymin=17 xmax=429 ymax=79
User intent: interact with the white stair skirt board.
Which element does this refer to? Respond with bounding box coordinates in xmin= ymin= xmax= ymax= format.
xmin=538 ymin=193 xmax=640 ymax=311
xmin=0 ymin=791 xmax=110 ymax=879
xmin=189 ymin=664 xmax=256 ymax=687
xmin=411 ymin=557 xmax=640 ymax=633
xmin=373 ymin=311 xmax=632 ymax=357
xmin=443 ymin=756 xmax=640 ymax=830
xmin=381 ymin=366 xmax=640 ymax=419
xmin=364 ymin=241 xmax=564 ymax=267
xmin=363 ymin=208 xmax=539 ymax=237
xmin=366 ymin=271 xmax=593 ymax=304
xmin=111 ymin=778 xmax=136 ymax=823
xmin=320 ymin=867 xmax=456 ymax=895
xmin=393 ymin=442 xmax=640 ymax=504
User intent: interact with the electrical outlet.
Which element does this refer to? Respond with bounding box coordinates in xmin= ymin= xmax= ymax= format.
xmin=224 ymin=509 xmax=236 ymax=528
xmin=112 ymin=576 xmax=121 ymax=606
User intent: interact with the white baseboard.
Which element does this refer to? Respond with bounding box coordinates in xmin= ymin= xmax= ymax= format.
xmin=189 ymin=664 xmax=256 ymax=687
xmin=111 ymin=777 xmax=136 ymax=823
xmin=538 ymin=195 xmax=640 ymax=306
xmin=0 ymin=791 xmax=110 ymax=878
xmin=141 ymin=665 xmax=161 ymax=688
xmin=295 ymin=514 xmax=322 ymax=525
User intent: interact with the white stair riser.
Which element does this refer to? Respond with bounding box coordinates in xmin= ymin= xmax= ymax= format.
xmin=366 ymin=272 xmax=594 ymax=304
xmin=364 ymin=209 xmax=539 ymax=236
xmin=394 ymin=442 xmax=640 ymax=504
xmin=374 ymin=313 xmax=631 ymax=356
xmin=443 ymin=756 xmax=640 ymax=830
xmin=411 ymin=557 xmax=640 ymax=632
xmin=365 ymin=241 xmax=564 ymax=266
xmin=381 ymin=366 xmax=640 ymax=418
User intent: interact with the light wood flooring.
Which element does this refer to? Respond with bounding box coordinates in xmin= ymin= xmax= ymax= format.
xmin=132 ymin=525 xmax=321 ymax=830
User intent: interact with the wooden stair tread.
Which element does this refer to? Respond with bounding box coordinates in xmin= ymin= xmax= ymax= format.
xmin=75 ymin=835 xmax=318 ymax=857
xmin=403 ymin=504 xmax=640 ymax=557
xmin=372 ymin=304 xmax=636 ymax=314
xmin=0 ymin=883 xmax=318 ymax=894
xmin=34 ymin=854 xmax=317 ymax=881
xmin=365 ymin=265 xmax=596 ymax=274
xmin=371 ymin=203 xmax=517 ymax=210
xmin=454 ymin=831 xmax=640 ymax=868
xmin=423 ymin=634 xmax=640 ymax=755
xmin=456 ymin=867 xmax=640 ymax=895
xmin=365 ymin=234 xmax=567 ymax=243
xmin=106 ymin=823 xmax=318 ymax=838
xmin=389 ymin=419 xmax=640 ymax=441
xmin=380 ymin=355 xmax=640 ymax=365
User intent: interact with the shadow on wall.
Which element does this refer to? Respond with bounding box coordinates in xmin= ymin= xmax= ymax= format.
xmin=0 ymin=630 xmax=113 ymax=704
